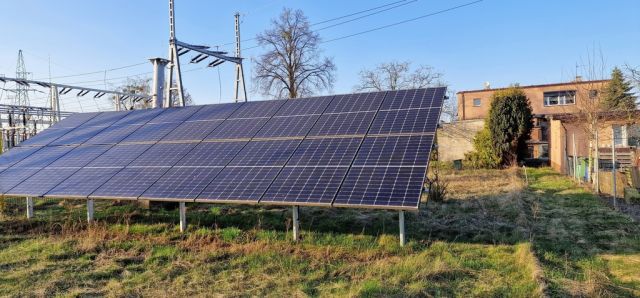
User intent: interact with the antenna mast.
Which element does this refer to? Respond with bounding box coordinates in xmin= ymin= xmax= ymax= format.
xmin=233 ymin=12 xmax=248 ymax=102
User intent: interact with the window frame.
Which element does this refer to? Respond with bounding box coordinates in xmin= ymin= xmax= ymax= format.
xmin=472 ymin=98 xmax=481 ymax=107
xmin=543 ymin=90 xmax=576 ymax=106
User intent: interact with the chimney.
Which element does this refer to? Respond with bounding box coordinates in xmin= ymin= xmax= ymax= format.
xmin=575 ymin=76 xmax=583 ymax=82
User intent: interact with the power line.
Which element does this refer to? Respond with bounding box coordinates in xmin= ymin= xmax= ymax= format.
xmin=33 ymin=61 xmax=148 ymax=81
xmin=215 ymin=0 xmax=414 ymax=48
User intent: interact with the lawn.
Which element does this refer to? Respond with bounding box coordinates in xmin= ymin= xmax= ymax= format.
xmin=0 ymin=167 xmax=637 ymax=297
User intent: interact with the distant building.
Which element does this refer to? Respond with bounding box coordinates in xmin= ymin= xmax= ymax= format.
xmin=439 ymin=79 xmax=639 ymax=176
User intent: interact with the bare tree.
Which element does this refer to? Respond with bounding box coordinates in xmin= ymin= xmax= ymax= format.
xmin=440 ymin=90 xmax=458 ymax=123
xmin=254 ymin=8 xmax=336 ymax=99
xmin=111 ymin=78 xmax=193 ymax=110
xmin=354 ymin=61 xmax=444 ymax=92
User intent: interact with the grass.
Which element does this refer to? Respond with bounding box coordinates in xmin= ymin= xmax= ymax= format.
xmin=0 ymin=167 xmax=637 ymax=296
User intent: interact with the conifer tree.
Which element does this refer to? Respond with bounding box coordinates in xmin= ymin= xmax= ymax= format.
xmin=601 ymin=67 xmax=636 ymax=111
xmin=487 ymin=87 xmax=533 ymax=166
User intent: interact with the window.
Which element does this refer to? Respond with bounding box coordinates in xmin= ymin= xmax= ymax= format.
xmin=473 ymin=98 xmax=481 ymax=107
xmin=589 ymin=89 xmax=598 ymax=99
xmin=543 ymin=91 xmax=576 ymax=106
xmin=613 ymin=125 xmax=628 ymax=147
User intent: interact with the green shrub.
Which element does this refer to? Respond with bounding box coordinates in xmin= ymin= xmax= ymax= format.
xmin=464 ymin=127 xmax=501 ymax=169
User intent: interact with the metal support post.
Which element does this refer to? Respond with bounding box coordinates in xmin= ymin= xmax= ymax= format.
xmin=166 ymin=0 xmax=185 ymax=107
xmin=179 ymin=202 xmax=187 ymax=232
xmin=594 ymin=128 xmax=600 ymax=193
xmin=114 ymin=95 xmax=122 ymax=112
xmin=49 ymin=86 xmax=60 ymax=123
xmin=87 ymin=199 xmax=94 ymax=223
xmin=26 ymin=197 xmax=34 ymax=219
xmin=399 ymin=211 xmax=406 ymax=247
xmin=572 ymin=133 xmax=578 ymax=182
xmin=149 ymin=58 xmax=169 ymax=108
xmin=292 ymin=206 xmax=299 ymax=241
xmin=611 ymin=128 xmax=617 ymax=209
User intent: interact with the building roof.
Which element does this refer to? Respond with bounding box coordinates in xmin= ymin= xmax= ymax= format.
xmin=457 ymin=79 xmax=610 ymax=94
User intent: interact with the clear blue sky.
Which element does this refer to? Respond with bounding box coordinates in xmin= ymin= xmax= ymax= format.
xmin=0 ymin=0 xmax=638 ymax=112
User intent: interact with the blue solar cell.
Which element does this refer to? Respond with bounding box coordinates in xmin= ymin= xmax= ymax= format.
xmin=287 ymin=137 xmax=361 ymax=166
xmin=140 ymin=166 xmax=223 ymax=200
xmin=49 ymin=125 xmax=109 ymax=146
xmin=121 ymin=122 xmax=180 ymax=143
xmin=228 ymin=100 xmax=285 ymax=119
xmin=45 ymin=167 xmax=121 ymax=198
xmin=87 ymin=144 xmax=152 ymax=167
xmin=368 ymin=108 xmax=439 ymax=135
xmin=161 ymin=120 xmax=224 ymax=141
xmin=85 ymin=124 xmax=142 ymax=145
xmin=0 ymin=167 xmax=40 ymax=193
xmin=129 ymin=143 xmax=197 ymax=167
xmin=205 ymin=118 xmax=269 ymax=139
xmin=0 ymin=146 xmax=41 ymax=168
xmin=50 ymin=112 xmax=100 ymax=129
xmin=6 ymin=168 xmax=78 ymax=197
xmin=262 ymin=166 xmax=348 ymax=205
xmin=228 ymin=140 xmax=300 ymax=166
xmin=18 ymin=128 xmax=73 ymax=147
xmin=176 ymin=141 xmax=245 ymax=167
xmin=48 ymin=145 xmax=112 ymax=167
xmin=380 ymin=88 xmax=445 ymax=110
xmin=186 ymin=103 xmax=240 ymax=121
xmin=197 ymin=166 xmax=281 ymax=202
xmin=81 ymin=111 xmax=129 ymax=127
xmin=90 ymin=167 xmax=169 ymax=199
xmin=12 ymin=145 xmax=77 ymax=168
xmin=147 ymin=105 xmax=202 ymax=124
xmin=324 ymin=92 xmax=386 ymax=113
xmin=254 ymin=115 xmax=320 ymax=138
xmin=112 ymin=108 xmax=164 ymax=126
xmin=333 ymin=166 xmax=426 ymax=209
xmin=275 ymin=96 xmax=333 ymax=116
xmin=308 ymin=111 xmax=375 ymax=136
xmin=353 ymin=135 xmax=434 ymax=166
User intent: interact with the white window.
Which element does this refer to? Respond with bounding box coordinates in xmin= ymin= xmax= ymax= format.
xmin=612 ymin=125 xmax=628 ymax=147
xmin=544 ymin=91 xmax=576 ymax=106
xmin=473 ymin=98 xmax=481 ymax=107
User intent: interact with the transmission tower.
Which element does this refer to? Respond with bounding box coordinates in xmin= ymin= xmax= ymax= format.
xmin=14 ymin=50 xmax=31 ymax=107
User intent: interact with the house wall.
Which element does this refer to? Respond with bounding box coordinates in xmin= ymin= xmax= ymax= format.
xmin=457 ymin=80 xmax=608 ymax=120
xmin=437 ymin=119 xmax=484 ymax=162
xmin=549 ymin=119 xmax=566 ymax=173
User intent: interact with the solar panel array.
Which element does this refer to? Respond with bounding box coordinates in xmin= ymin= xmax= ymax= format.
xmin=0 ymin=88 xmax=445 ymax=210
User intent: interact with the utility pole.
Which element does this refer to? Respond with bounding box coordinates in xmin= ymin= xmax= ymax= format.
xmin=234 ymin=12 xmax=248 ymax=102
xmin=49 ymin=86 xmax=60 ymax=123
xmin=14 ymin=50 xmax=31 ymax=107
xmin=150 ymin=58 xmax=169 ymax=108
xmin=166 ymin=0 xmax=185 ymax=107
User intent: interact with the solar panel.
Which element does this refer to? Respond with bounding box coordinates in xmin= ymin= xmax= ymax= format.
xmin=308 ymin=111 xmax=375 ymax=136
xmin=86 ymin=144 xmax=153 ymax=167
xmin=120 ymin=122 xmax=181 ymax=143
xmin=186 ymin=103 xmax=239 ymax=121
xmin=228 ymin=140 xmax=300 ymax=166
xmin=0 ymin=167 xmax=40 ymax=193
xmin=176 ymin=141 xmax=245 ymax=167
xmin=11 ymin=145 xmax=76 ymax=168
xmin=147 ymin=105 xmax=202 ymax=124
xmin=161 ymin=120 xmax=223 ymax=142
xmin=275 ymin=96 xmax=333 ymax=116
xmin=46 ymin=167 xmax=122 ymax=198
xmin=6 ymin=168 xmax=78 ymax=197
xmin=324 ymin=92 xmax=385 ymax=113
xmin=90 ymin=167 xmax=169 ymax=200
xmin=129 ymin=143 xmax=197 ymax=167
xmin=17 ymin=128 xmax=73 ymax=147
xmin=287 ymin=137 xmax=361 ymax=166
xmin=333 ymin=166 xmax=427 ymax=209
xmin=0 ymin=146 xmax=41 ymax=168
xmin=48 ymin=145 xmax=112 ymax=167
xmin=49 ymin=125 xmax=110 ymax=146
xmin=196 ymin=166 xmax=281 ymax=202
xmin=140 ymin=166 xmax=223 ymax=201
xmin=85 ymin=124 xmax=142 ymax=145
xmin=262 ymin=166 xmax=348 ymax=205
xmin=368 ymin=108 xmax=440 ymax=135
xmin=205 ymin=118 xmax=269 ymax=140
xmin=4 ymin=87 xmax=445 ymax=211
xmin=353 ymin=135 xmax=434 ymax=166
xmin=228 ymin=100 xmax=285 ymax=119
xmin=255 ymin=115 xmax=320 ymax=138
